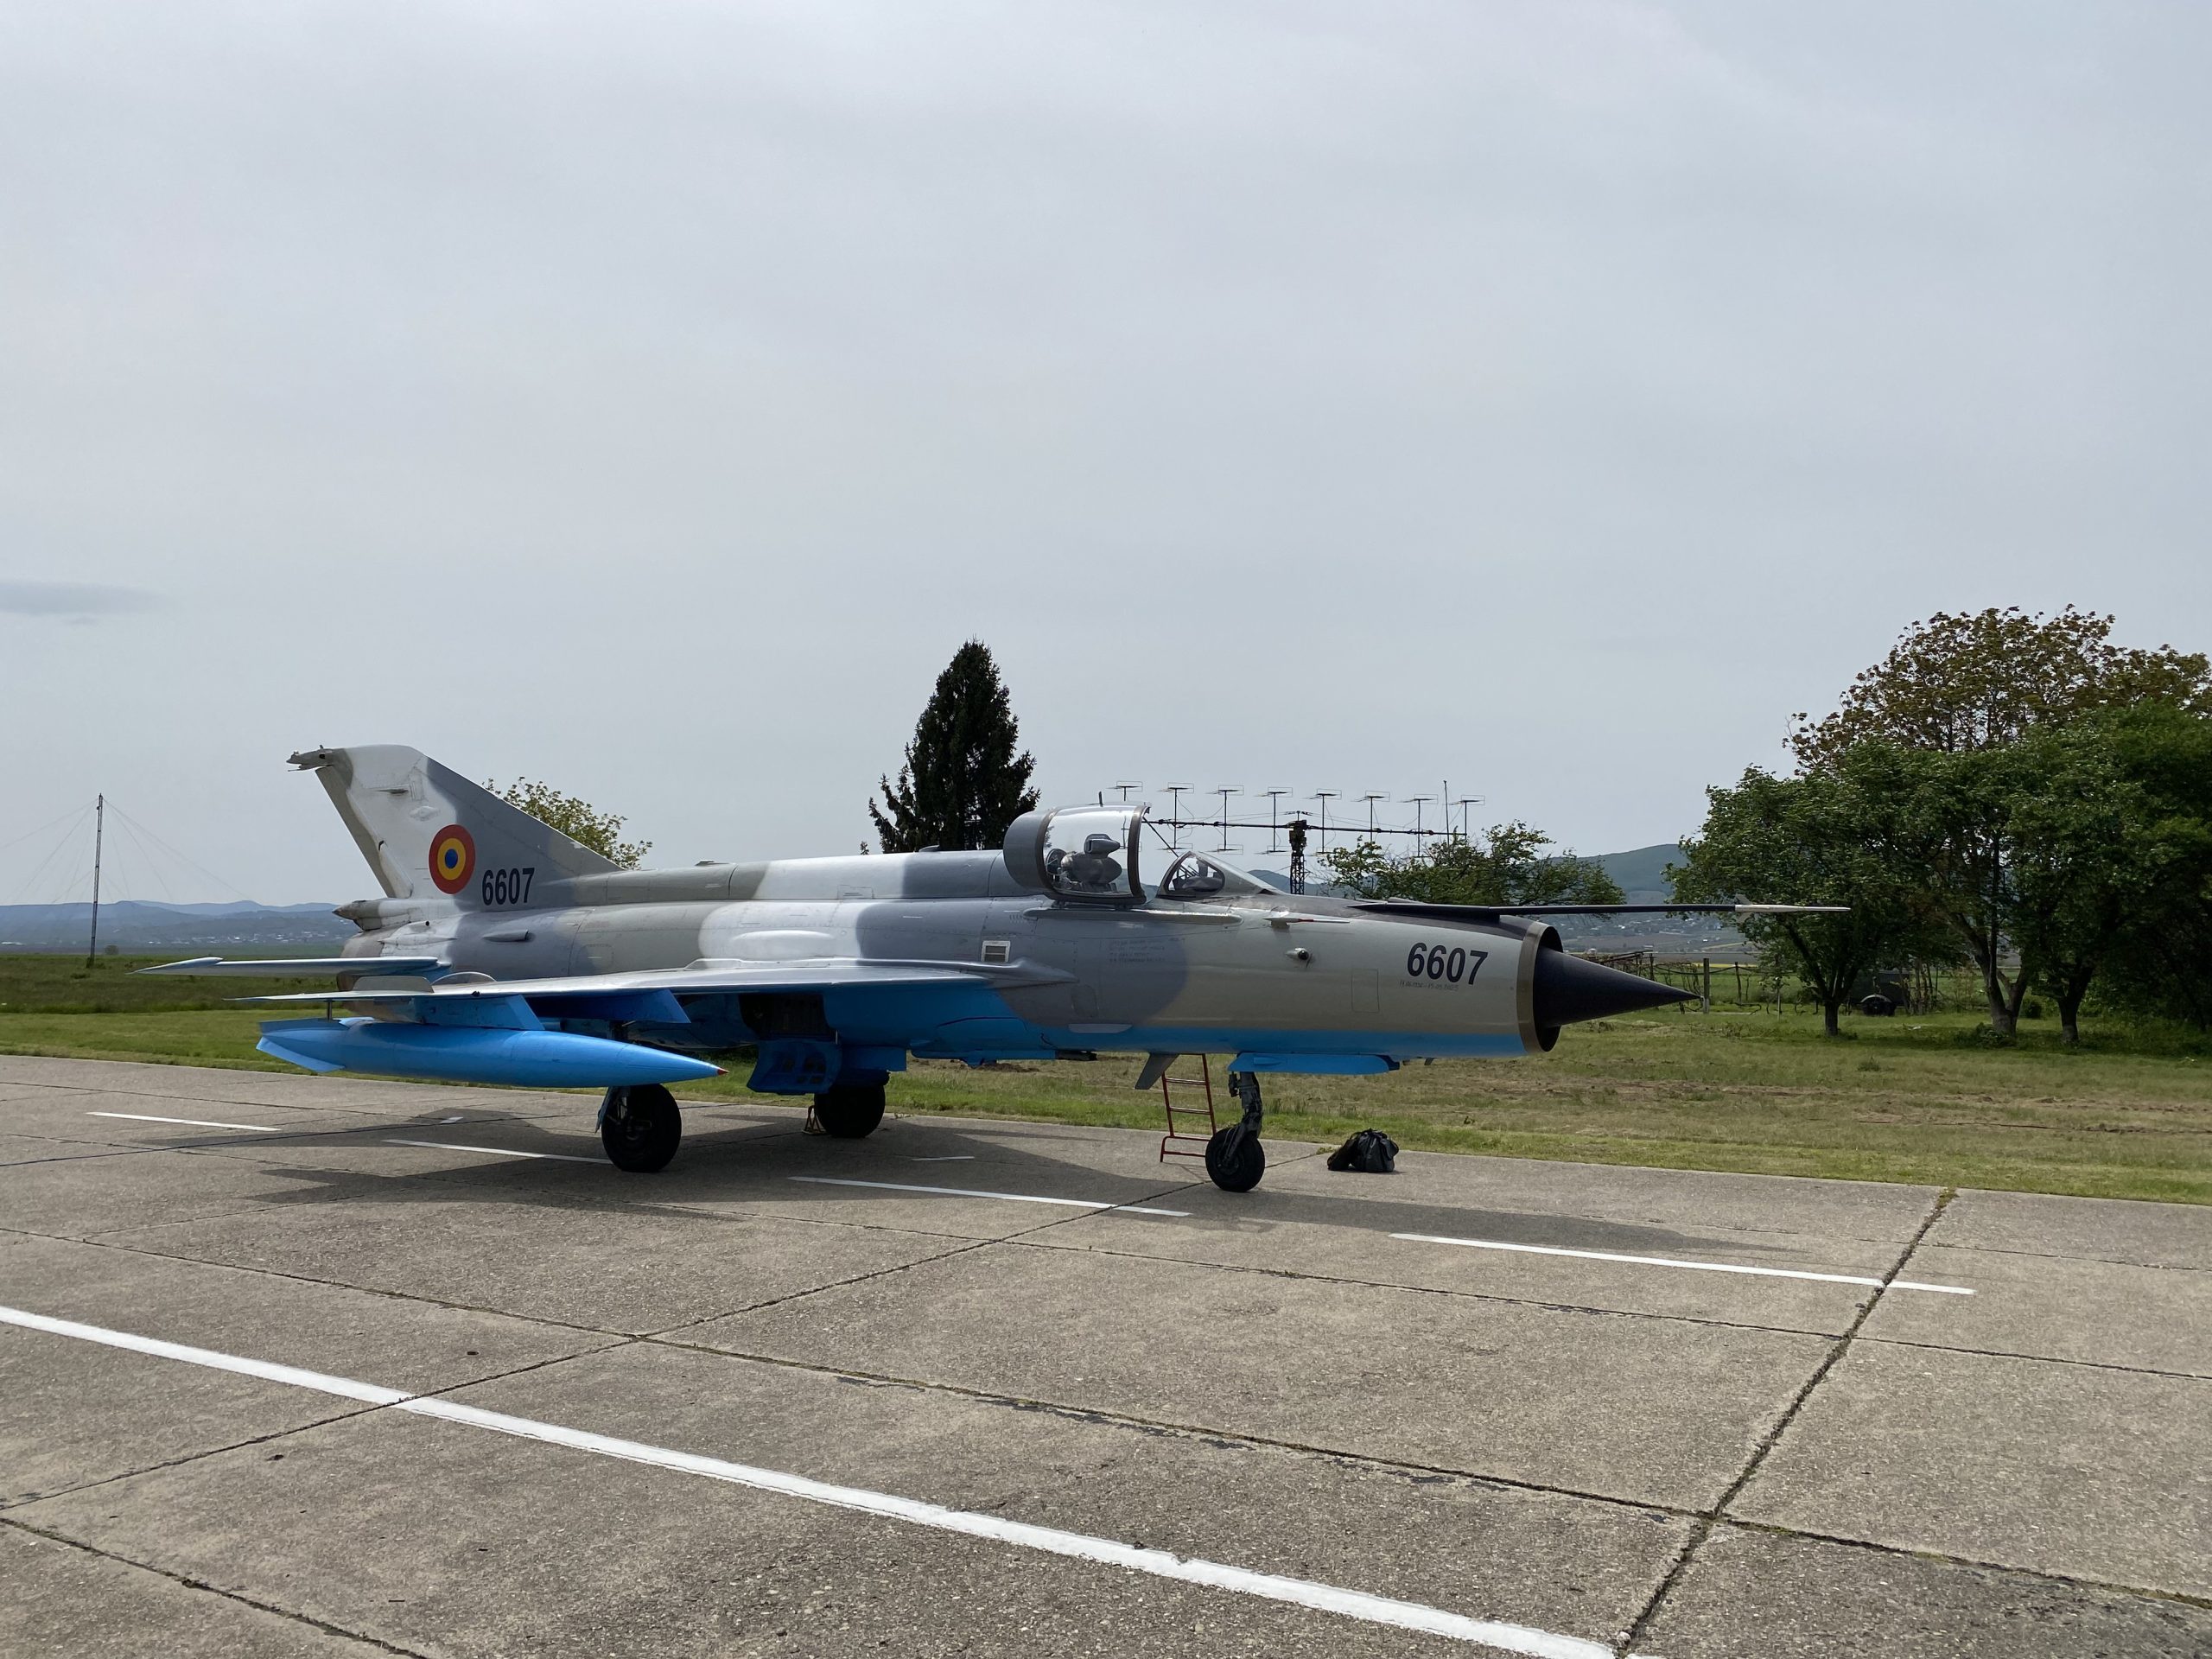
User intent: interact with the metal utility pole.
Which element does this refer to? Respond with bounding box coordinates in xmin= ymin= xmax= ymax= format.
xmin=1262 ymin=789 xmax=1288 ymax=853
xmin=1405 ymin=796 xmax=1435 ymax=844
xmin=1164 ymin=785 xmax=1191 ymax=850
xmin=1360 ymin=793 xmax=1387 ymax=836
xmin=1214 ymin=787 xmax=1237 ymax=851
xmin=85 ymin=794 xmax=104 ymax=967
xmin=1313 ymin=791 xmax=1338 ymax=852
xmin=1454 ymin=796 xmax=1484 ymax=839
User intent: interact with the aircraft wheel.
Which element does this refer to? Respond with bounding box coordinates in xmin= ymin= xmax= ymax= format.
xmin=812 ymin=1080 xmax=886 ymax=1140
xmin=1205 ymin=1127 xmax=1266 ymax=1192
xmin=601 ymin=1084 xmax=681 ymax=1173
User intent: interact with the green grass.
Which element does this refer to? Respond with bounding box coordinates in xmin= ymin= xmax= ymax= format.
xmin=0 ymin=954 xmax=315 ymax=1013
xmin=0 ymin=1009 xmax=300 ymax=1070
xmin=2 ymin=957 xmax=2206 ymax=1204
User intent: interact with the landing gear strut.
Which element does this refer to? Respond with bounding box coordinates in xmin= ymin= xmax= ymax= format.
xmin=811 ymin=1078 xmax=886 ymax=1140
xmin=601 ymin=1083 xmax=681 ymax=1173
xmin=1205 ymin=1071 xmax=1266 ymax=1192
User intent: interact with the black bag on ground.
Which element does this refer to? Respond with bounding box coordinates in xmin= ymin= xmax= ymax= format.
xmin=1327 ymin=1128 xmax=1399 ymax=1173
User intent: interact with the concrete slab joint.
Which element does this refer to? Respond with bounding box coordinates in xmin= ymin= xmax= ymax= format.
xmin=2 ymin=1057 xmax=2208 ymax=1658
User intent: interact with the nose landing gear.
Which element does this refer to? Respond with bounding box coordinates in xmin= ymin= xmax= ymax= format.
xmin=1204 ymin=1071 xmax=1267 ymax=1192
xmin=601 ymin=1083 xmax=682 ymax=1173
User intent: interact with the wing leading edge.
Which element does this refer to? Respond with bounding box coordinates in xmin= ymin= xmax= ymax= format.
xmin=1350 ymin=900 xmax=1848 ymax=926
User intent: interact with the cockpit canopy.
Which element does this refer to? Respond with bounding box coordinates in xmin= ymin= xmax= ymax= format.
xmin=1002 ymin=807 xmax=1269 ymax=906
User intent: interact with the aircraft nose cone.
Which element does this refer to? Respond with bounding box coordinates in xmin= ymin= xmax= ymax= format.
xmin=1533 ymin=949 xmax=1695 ymax=1028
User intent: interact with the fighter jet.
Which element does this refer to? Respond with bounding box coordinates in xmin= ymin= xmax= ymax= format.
xmin=149 ymin=747 xmax=1838 ymax=1192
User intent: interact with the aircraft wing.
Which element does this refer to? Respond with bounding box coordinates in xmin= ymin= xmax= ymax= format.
xmin=139 ymin=956 xmax=448 ymax=977
xmin=1351 ymin=900 xmax=1848 ymax=925
xmin=232 ymin=957 xmax=1069 ymax=1014
xmin=231 ymin=957 xmax=1075 ymax=1090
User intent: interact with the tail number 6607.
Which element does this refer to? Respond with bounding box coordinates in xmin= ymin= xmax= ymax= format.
xmin=1405 ymin=942 xmax=1488 ymax=985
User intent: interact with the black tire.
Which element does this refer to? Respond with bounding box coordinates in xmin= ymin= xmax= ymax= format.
xmin=812 ymin=1080 xmax=886 ymax=1140
xmin=1205 ymin=1127 xmax=1266 ymax=1192
xmin=601 ymin=1084 xmax=681 ymax=1173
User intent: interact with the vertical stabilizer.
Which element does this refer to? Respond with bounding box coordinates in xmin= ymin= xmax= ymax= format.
xmin=290 ymin=746 xmax=620 ymax=903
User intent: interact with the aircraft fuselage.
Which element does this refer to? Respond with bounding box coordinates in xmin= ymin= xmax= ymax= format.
xmin=338 ymin=849 xmax=1549 ymax=1078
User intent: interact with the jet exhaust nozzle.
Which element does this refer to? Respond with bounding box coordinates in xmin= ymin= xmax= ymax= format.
xmin=1532 ymin=950 xmax=1696 ymax=1030
xmin=256 ymin=1019 xmax=721 ymax=1088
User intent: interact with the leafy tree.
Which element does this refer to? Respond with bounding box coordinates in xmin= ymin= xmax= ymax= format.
xmin=1792 ymin=607 xmax=2210 ymax=770
xmin=2005 ymin=715 xmax=2201 ymax=1043
xmin=1785 ymin=608 xmax=2212 ymax=1040
xmin=1830 ymin=722 xmax=2211 ymax=1042
xmin=1319 ymin=822 xmax=1624 ymax=907
xmin=1852 ymin=741 xmax=2049 ymax=1039
xmin=2101 ymin=874 xmax=2212 ymax=1031
xmin=488 ymin=779 xmax=652 ymax=868
xmin=1672 ymin=766 xmax=1941 ymax=1037
xmin=869 ymin=641 xmax=1039 ymax=853
xmin=2082 ymin=708 xmax=2212 ymax=1031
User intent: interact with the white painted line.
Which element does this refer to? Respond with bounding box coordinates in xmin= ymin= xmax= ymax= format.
xmin=0 ymin=1305 xmax=407 ymax=1405
xmin=0 ymin=1303 xmax=1607 ymax=1659
xmin=1390 ymin=1234 xmax=1974 ymax=1296
xmin=789 ymin=1175 xmax=1188 ymax=1218
xmin=401 ymin=1396 xmax=1600 ymax=1655
xmin=385 ymin=1139 xmax=602 ymax=1165
xmin=90 ymin=1110 xmax=285 ymax=1134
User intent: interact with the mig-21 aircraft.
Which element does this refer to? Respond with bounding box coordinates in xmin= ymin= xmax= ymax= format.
xmin=149 ymin=747 xmax=1836 ymax=1192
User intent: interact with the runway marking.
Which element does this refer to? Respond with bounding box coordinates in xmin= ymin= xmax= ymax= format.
xmin=790 ymin=1176 xmax=1188 ymax=1217
xmin=90 ymin=1111 xmax=284 ymax=1134
xmin=0 ymin=1303 xmax=1607 ymax=1659
xmin=385 ymin=1139 xmax=601 ymax=1165
xmin=0 ymin=1305 xmax=408 ymax=1404
xmin=1391 ymin=1233 xmax=1974 ymax=1295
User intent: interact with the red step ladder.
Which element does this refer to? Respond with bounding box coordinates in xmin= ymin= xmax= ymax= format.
xmin=1159 ymin=1054 xmax=1217 ymax=1162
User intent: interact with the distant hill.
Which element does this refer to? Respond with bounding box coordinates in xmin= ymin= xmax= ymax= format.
xmin=0 ymin=901 xmax=349 ymax=954
xmin=1591 ymin=843 xmax=1684 ymax=904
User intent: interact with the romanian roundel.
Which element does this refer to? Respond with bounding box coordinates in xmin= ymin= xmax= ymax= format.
xmin=428 ymin=824 xmax=477 ymax=895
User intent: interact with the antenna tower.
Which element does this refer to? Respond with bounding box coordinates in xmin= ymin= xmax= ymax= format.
xmin=1313 ymin=791 xmax=1338 ymax=852
xmin=1405 ymin=796 xmax=1435 ymax=844
xmin=84 ymin=794 xmax=105 ymax=967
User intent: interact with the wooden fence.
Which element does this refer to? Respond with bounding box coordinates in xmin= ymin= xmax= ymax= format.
xmin=1586 ymin=952 xmax=1992 ymax=1015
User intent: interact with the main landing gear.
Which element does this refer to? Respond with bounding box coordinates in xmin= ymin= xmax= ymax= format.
xmin=811 ymin=1079 xmax=886 ymax=1140
xmin=601 ymin=1084 xmax=681 ymax=1173
xmin=1204 ymin=1070 xmax=1267 ymax=1192
xmin=601 ymin=1077 xmax=884 ymax=1171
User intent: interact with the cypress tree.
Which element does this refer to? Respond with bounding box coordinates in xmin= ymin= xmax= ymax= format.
xmin=869 ymin=642 xmax=1039 ymax=852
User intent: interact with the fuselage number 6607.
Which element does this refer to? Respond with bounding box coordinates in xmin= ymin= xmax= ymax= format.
xmin=481 ymin=867 xmax=536 ymax=907
xmin=1406 ymin=942 xmax=1488 ymax=985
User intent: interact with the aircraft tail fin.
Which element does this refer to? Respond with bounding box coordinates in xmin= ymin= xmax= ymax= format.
xmin=289 ymin=746 xmax=620 ymax=903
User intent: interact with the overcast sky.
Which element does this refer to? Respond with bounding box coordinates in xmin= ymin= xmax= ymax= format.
xmin=3 ymin=1 xmax=2206 ymax=905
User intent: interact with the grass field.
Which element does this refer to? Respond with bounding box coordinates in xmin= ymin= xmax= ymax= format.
xmin=0 ymin=955 xmax=316 ymax=1013
xmin=3 ymin=957 xmax=2206 ymax=1204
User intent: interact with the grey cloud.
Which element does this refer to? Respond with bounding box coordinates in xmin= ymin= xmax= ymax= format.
xmin=0 ymin=582 xmax=164 ymax=620
xmin=0 ymin=3 xmax=2204 ymax=902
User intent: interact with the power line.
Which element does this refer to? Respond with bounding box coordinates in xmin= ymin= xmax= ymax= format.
xmin=0 ymin=803 xmax=96 ymax=860
xmin=7 ymin=804 xmax=93 ymax=907
xmin=103 ymin=800 xmax=258 ymax=903
xmin=110 ymin=812 xmax=177 ymax=903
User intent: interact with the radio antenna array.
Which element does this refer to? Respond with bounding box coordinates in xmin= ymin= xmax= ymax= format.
xmin=1091 ymin=778 xmax=1484 ymax=892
